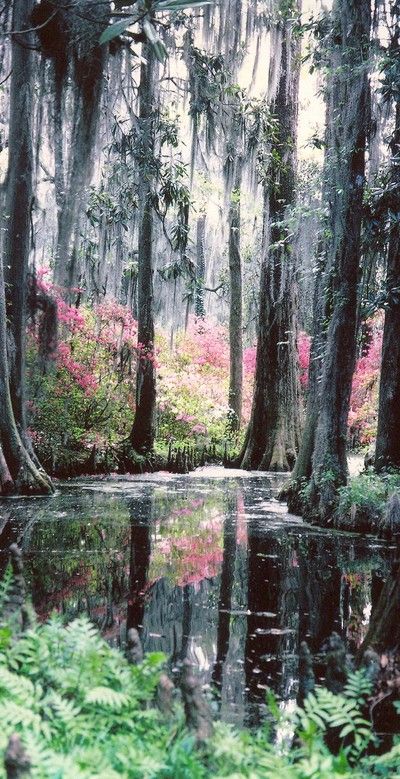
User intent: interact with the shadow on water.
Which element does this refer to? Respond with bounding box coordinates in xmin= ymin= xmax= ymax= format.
xmin=0 ymin=468 xmax=392 ymax=725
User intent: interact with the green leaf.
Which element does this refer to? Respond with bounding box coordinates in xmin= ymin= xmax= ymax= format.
xmin=99 ymin=16 xmax=137 ymax=45
xmin=152 ymin=39 xmax=168 ymax=63
xmin=143 ymin=18 xmax=158 ymax=44
xmin=0 ymin=627 xmax=12 ymax=650
xmin=155 ymin=0 xmax=212 ymax=8
xmin=143 ymin=19 xmax=168 ymax=62
xmin=339 ymin=723 xmax=355 ymax=739
xmin=85 ymin=686 xmax=129 ymax=709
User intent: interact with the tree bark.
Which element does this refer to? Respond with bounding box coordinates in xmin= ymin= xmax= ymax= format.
xmin=0 ymin=0 xmax=53 ymax=495
xmin=374 ymin=72 xmax=400 ymax=471
xmin=285 ymin=242 xmax=327 ymax=511
xmin=238 ymin=5 xmax=301 ymax=471
xmin=130 ymin=41 xmax=157 ymax=453
xmin=228 ymin=162 xmax=243 ymax=433
xmin=195 ymin=214 xmax=206 ymax=319
xmin=0 ymin=207 xmax=53 ymax=495
xmin=50 ymin=2 xmax=108 ymax=289
xmin=306 ymin=0 xmax=371 ymax=521
xmin=285 ymin=13 xmax=354 ymax=511
xmin=224 ymin=0 xmax=243 ymax=435
xmin=4 ymin=0 xmax=34 ymax=432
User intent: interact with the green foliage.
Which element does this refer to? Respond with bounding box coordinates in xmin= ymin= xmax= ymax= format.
xmin=297 ymin=684 xmax=373 ymax=764
xmin=344 ymin=670 xmax=374 ymax=704
xmin=0 ymin=616 xmax=400 ymax=777
xmin=187 ymin=43 xmax=226 ymax=151
xmin=99 ymin=1 xmax=212 ymax=55
xmin=336 ymin=471 xmax=400 ymax=532
xmin=0 ymin=566 xmax=12 ymax=615
xmin=0 ymin=615 xmax=170 ymax=778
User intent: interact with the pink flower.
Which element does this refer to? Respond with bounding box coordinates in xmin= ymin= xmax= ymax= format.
xmin=191 ymin=423 xmax=207 ymax=435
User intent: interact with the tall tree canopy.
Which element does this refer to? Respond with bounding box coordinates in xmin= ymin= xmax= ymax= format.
xmin=0 ymin=0 xmax=398 ymax=516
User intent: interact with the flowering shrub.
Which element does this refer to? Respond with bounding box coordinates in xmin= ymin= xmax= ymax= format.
xmin=349 ymin=321 xmax=382 ymax=448
xmin=298 ymin=331 xmax=311 ymax=388
xmin=26 ymin=276 xmax=382 ymax=470
xmin=27 ymin=272 xmax=137 ymax=472
xmin=156 ymin=319 xmax=234 ymax=444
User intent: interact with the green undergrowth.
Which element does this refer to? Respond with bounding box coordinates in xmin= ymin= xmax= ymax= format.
xmin=0 ymin=611 xmax=400 ymax=777
xmin=335 ymin=471 xmax=400 ymax=533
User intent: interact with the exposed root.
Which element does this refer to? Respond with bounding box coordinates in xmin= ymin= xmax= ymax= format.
xmin=14 ymin=455 xmax=54 ymax=496
xmin=180 ymin=659 xmax=214 ymax=743
xmin=379 ymin=493 xmax=400 ymax=541
xmin=0 ymin=446 xmax=14 ymax=495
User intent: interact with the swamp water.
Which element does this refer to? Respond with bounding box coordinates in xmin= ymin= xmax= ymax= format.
xmin=0 ymin=467 xmax=392 ymax=725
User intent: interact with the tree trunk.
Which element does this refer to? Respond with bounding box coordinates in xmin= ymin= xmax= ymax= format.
xmin=130 ymin=41 xmax=157 ymax=453
xmin=195 ymin=214 xmax=206 ymax=318
xmin=4 ymin=0 xmax=34 ymax=432
xmin=285 ymin=17 xmax=352 ymax=511
xmin=228 ymin=163 xmax=243 ymax=433
xmin=238 ymin=5 xmax=301 ymax=471
xmin=374 ymin=100 xmax=400 ymax=470
xmin=0 ymin=0 xmax=53 ymax=496
xmin=51 ymin=3 xmax=107 ymax=289
xmin=285 ymin=245 xmax=327 ymax=512
xmin=306 ymin=0 xmax=370 ymax=522
xmin=224 ymin=0 xmax=243 ymax=435
xmin=358 ymin=559 xmax=400 ymax=655
xmin=0 ymin=213 xmax=53 ymax=495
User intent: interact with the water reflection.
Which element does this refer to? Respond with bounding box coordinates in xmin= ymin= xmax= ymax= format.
xmin=127 ymin=496 xmax=152 ymax=632
xmin=0 ymin=470 xmax=391 ymax=725
xmin=212 ymin=496 xmax=237 ymax=696
xmin=245 ymin=529 xmax=299 ymax=725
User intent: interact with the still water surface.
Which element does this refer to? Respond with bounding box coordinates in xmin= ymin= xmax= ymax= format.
xmin=0 ymin=467 xmax=392 ymax=725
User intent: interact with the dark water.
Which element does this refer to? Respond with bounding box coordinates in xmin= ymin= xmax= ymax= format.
xmin=0 ymin=467 xmax=392 ymax=726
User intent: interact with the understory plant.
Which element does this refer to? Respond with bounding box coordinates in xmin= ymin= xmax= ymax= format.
xmin=348 ymin=321 xmax=382 ymax=451
xmin=335 ymin=471 xmax=400 ymax=532
xmin=0 ymin=606 xmax=400 ymax=777
xmin=26 ymin=270 xmax=383 ymax=472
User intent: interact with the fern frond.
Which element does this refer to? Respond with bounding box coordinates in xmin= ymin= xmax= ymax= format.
xmin=7 ymin=630 xmax=51 ymax=675
xmin=0 ymin=700 xmax=42 ymax=731
xmin=0 ymin=666 xmax=35 ymax=703
xmin=343 ymin=669 xmax=372 ymax=702
xmin=65 ymin=617 xmax=104 ymax=651
xmin=0 ymin=565 xmax=13 ymax=616
xmin=44 ymin=690 xmax=82 ymax=726
xmin=85 ymin=686 xmax=129 ymax=709
xmin=297 ymin=682 xmax=373 ymax=765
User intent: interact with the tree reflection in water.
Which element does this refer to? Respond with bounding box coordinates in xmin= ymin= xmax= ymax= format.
xmin=0 ymin=474 xmax=391 ymax=724
xmin=126 ymin=494 xmax=152 ymax=633
xmin=244 ymin=527 xmax=298 ymax=726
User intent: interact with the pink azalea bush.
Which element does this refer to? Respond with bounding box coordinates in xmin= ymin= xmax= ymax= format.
xmin=298 ymin=332 xmax=311 ymax=388
xmin=27 ymin=272 xmax=137 ymax=470
xmin=27 ymin=274 xmax=382 ymax=469
xmin=349 ymin=319 xmax=382 ymax=448
xmin=156 ymin=318 xmax=236 ymax=444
